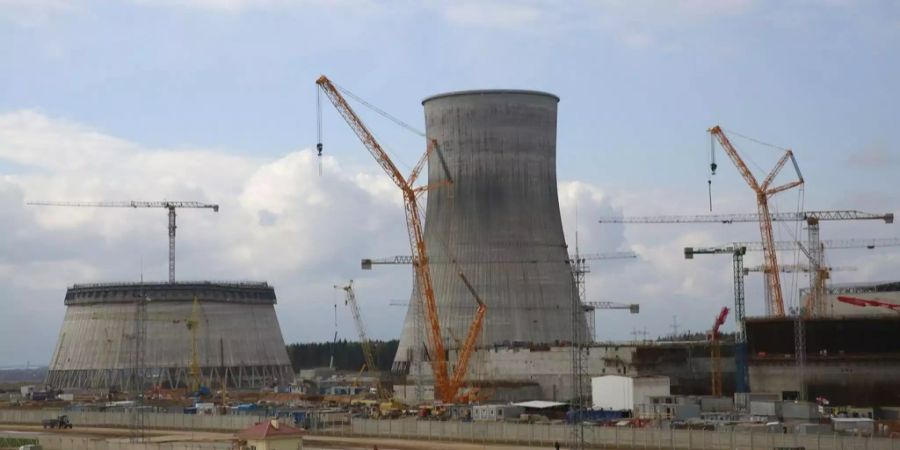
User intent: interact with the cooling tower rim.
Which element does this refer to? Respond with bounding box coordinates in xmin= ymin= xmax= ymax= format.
xmin=64 ymin=280 xmax=277 ymax=306
xmin=422 ymin=89 xmax=559 ymax=105
xmin=69 ymin=280 xmax=270 ymax=289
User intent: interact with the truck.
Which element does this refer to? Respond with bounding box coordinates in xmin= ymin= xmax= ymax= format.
xmin=41 ymin=415 xmax=72 ymax=429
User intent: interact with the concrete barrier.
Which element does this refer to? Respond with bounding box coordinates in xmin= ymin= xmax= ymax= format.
xmin=0 ymin=409 xmax=259 ymax=432
xmin=349 ymin=418 xmax=899 ymax=450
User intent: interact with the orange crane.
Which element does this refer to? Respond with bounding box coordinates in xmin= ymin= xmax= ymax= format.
xmin=708 ymin=306 xmax=730 ymax=396
xmin=837 ymin=296 xmax=900 ymax=314
xmin=708 ymin=126 xmax=804 ymax=316
xmin=26 ymin=200 xmax=219 ymax=283
xmin=316 ymin=75 xmax=484 ymax=403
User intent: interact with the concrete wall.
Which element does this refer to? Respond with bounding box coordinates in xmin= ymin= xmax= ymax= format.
xmin=47 ymin=282 xmax=293 ymax=390
xmin=749 ymin=359 xmax=900 ymax=406
xmin=0 ymin=409 xmax=259 ymax=431
xmin=394 ymin=89 xmax=589 ymax=373
xmin=349 ymin=418 xmax=898 ymax=450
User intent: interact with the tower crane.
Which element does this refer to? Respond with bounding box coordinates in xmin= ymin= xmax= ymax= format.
xmin=316 ymin=75 xmax=484 ymax=403
xmin=685 ymin=236 xmax=900 ymax=394
xmin=362 ymin=251 xmax=637 ymax=307
xmin=26 ymin=201 xmax=219 ymax=283
xmin=707 ymin=126 xmax=805 ymax=317
xmin=708 ymin=306 xmax=730 ymax=396
xmin=582 ymin=301 xmax=640 ymax=342
xmin=334 ymin=280 xmax=388 ymax=401
xmin=598 ymin=210 xmax=892 ymax=316
xmin=361 ymin=251 xmax=637 ymax=269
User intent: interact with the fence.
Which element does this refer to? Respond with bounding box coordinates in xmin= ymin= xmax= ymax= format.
xmin=14 ymin=435 xmax=230 ymax=450
xmin=0 ymin=409 xmax=258 ymax=432
xmin=349 ymin=419 xmax=900 ymax=450
xmin=4 ymin=409 xmax=899 ymax=450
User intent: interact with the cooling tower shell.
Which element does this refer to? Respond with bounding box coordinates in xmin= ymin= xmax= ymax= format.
xmin=393 ymin=89 xmax=588 ymax=373
xmin=46 ymin=281 xmax=293 ymax=390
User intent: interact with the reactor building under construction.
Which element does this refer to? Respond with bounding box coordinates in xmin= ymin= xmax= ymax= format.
xmin=46 ymin=281 xmax=293 ymax=391
xmin=392 ymin=89 xmax=590 ymax=383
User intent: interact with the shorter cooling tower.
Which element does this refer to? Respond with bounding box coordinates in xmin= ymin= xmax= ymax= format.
xmin=46 ymin=281 xmax=293 ymax=390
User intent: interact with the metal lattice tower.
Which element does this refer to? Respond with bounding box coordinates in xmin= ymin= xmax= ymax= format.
xmin=569 ymin=278 xmax=586 ymax=450
xmin=129 ymin=288 xmax=148 ymax=442
xmin=794 ymin=306 xmax=807 ymax=401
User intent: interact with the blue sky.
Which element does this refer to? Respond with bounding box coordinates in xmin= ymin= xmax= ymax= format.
xmin=0 ymin=0 xmax=898 ymax=365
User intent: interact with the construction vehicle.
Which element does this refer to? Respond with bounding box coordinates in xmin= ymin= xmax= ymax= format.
xmin=707 ymin=126 xmax=804 ymax=317
xmin=708 ymin=307 xmax=730 ymax=396
xmin=316 ymin=75 xmax=485 ymax=403
xmin=27 ymin=201 xmax=218 ymax=282
xmin=41 ymin=415 xmax=72 ymax=429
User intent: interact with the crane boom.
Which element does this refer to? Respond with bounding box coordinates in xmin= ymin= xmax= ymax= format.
xmin=687 ymin=237 xmax=900 ymax=254
xmin=316 ymin=75 xmax=481 ymax=402
xmin=361 ymin=251 xmax=636 ymax=269
xmin=709 ymin=306 xmax=730 ymax=396
xmin=335 ymin=281 xmax=388 ymax=400
xmin=708 ymin=125 xmax=804 ymax=317
xmin=598 ymin=210 xmax=892 ymax=224
xmin=27 ymin=200 xmax=219 ymax=283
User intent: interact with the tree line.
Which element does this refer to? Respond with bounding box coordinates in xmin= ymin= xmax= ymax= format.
xmin=285 ymin=340 xmax=399 ymax=372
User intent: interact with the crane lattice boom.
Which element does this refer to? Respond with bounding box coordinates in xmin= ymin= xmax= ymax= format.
xmin=335 ymin=281 xmax=388 ymax=400
xmin=317 ymin=75 xmax=482 ymax=403
xmin=598 ymin=210 xmax=892 ymax=224
xmin=708 ymin=125 xmax=804 ymax=317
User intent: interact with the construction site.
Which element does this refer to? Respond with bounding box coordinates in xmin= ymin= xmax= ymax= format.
xmin=2 ymin=76 xmax=899 ymax=450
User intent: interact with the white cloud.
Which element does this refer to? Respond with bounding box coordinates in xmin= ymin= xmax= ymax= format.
xmin=436 ymin=1 xmax=544 ymax=29
xmin=0 ymin=110 xmax=408 ymax=364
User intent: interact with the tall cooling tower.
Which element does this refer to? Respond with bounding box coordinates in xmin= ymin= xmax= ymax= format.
xmin=47 ymin=281 xmax=293 ymax=390
xmin=393 ymin=89 xmax=589 ymax=373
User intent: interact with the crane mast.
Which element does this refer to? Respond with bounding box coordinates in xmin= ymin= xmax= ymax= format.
xmin=708 ymin=126 xmax=804 ymax=317
xmin=335 ymin=281 xmax=388 ymax=401
xmin=316 ymin=75 xmax=482 ymax=402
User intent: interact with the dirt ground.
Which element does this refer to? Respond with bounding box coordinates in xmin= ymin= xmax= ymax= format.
xmin=0 ymin=424 xmax=558 ymax=450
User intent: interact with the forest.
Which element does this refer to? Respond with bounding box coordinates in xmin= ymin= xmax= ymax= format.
xmin=285 ymin=340 xmax=400 ymax=372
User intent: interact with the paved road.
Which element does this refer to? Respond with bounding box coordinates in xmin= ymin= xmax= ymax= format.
xmin=0 ymin=424 xmax=558 ymax=450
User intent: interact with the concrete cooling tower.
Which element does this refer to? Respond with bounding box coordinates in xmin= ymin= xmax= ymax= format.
xmin=393 ymin=89 xmax=589 ymax=374
xmin=46 ymin=282 xmax=293 ymax=390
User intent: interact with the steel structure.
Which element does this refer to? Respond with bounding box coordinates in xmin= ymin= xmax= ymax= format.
xmin=708 ymin=125 xmax=805 ymax=317
xmin=317 ymin=76 xmax=487 ymax=403
xmin=390 ymin=88 xmax=590 ymax=380
xmin=708 ymin=307 xmax=730 ymax=396
xmin=335 ymin=281 xmax=389 ymax=401
xmin=46 ymin=282 xmax=292 ymax=390
xmin=600 ymin=210 xmax=892 ymax=316
xmin=582 ymin=301 xmax=640 ymax=341
xmin=27 ymin=201 xmax=219 ymax=283
xmin=685 ymin=246 xmax=750 ymax=393
xmin=598 ymin=210 xmax=892 ymax=224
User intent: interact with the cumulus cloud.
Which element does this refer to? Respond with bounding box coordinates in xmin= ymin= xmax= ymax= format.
xmin=0 ymin=110 xmax=407 ymax=365
xmin=1 ymin=111 xmax=896 ymax=366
